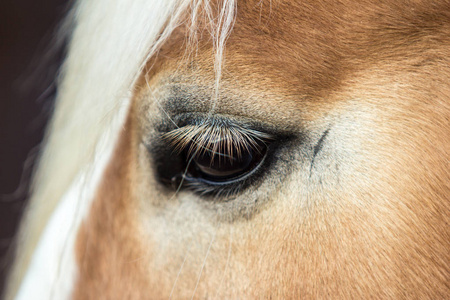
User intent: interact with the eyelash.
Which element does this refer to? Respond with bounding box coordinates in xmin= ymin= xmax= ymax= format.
xmin=163 ymin=122 xmax=272 ymax=159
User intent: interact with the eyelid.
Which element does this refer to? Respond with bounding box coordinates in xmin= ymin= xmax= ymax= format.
xmin=158 ymin=112 xmax=294 ymax=137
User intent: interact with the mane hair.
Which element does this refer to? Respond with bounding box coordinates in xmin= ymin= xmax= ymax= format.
xmin=5 ymin=0 xmax=236 ymax=299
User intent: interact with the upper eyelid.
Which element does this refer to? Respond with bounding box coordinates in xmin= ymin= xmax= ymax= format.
xmin=157 ymin=111 xmax=294 ymax=136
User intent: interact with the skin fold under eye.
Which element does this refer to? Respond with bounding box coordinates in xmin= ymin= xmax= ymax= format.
xmin=159 ymin=119 xmax=274 ymax=196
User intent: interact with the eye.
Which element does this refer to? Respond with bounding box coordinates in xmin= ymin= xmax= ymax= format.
xmin=157 ymin=119 xmax=273 ymax=196
xmin=185 ymin=138 xmax=267 ymax=183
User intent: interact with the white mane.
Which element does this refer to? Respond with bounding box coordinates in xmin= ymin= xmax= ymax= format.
xmin=6 ymin=0 xmax=236 ymax=299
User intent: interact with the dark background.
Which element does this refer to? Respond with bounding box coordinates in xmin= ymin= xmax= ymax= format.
xmin=0 ymin=0 xmax=68 ymax=295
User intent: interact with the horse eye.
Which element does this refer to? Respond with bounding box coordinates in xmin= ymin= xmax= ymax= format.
xmin=187 ymin=144 xmax=266 ymax=182
xmin=156 ymin=122 xmax=276 ymax=196
xmin=184 ymin=140 xmax=267 ymax=185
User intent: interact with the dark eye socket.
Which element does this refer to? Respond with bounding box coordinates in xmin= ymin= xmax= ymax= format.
xmin=185 ymin=140 xmax=267 ymax=183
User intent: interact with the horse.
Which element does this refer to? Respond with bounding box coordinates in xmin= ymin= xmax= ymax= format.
xmin=5 ymin=0 xmax=450 ymax=298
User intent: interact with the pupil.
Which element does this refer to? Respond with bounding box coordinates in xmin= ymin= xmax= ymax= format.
xmin=192 ymin=148 xmax=254 ymax=180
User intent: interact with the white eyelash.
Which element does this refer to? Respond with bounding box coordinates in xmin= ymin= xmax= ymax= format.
xmin=163 ymin=122 xmax=273 ymax=162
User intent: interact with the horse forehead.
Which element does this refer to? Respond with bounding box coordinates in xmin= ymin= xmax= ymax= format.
xmin=151 ymin=0 xmax=449 ymax=100
xmin=229 ymin=1 xmax=448 ymax=88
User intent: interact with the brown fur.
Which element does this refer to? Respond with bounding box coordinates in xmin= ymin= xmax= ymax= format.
xmin=74 ymin=0 xmax=450 ymax=298
xmin=73 ymin=112 xmax=153 ymax=299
